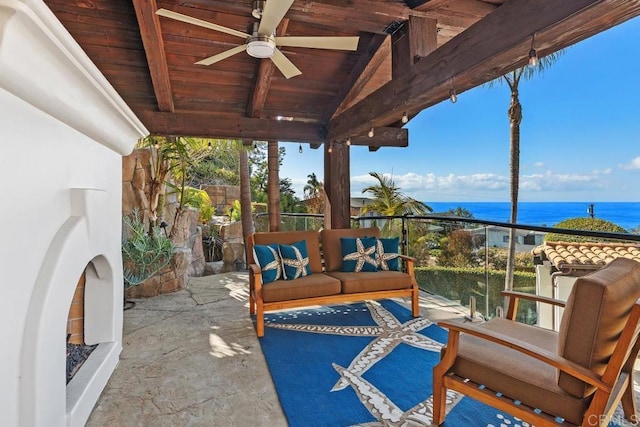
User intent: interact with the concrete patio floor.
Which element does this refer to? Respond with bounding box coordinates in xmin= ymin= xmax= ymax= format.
xmin=86 ymin=272 xmax=469 ymax=426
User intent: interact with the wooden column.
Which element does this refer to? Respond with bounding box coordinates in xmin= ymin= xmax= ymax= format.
xmin=324 ymin=142 xmax=351 ymax=229
xmin=267 ymin=140 xmax=281 ymax=231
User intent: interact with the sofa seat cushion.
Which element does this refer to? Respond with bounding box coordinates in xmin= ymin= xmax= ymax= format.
xmin=451 ymin=318 xmax=589 ymax=425
xmin=326 ymin=270 xmax=412 ymax=294
xmin=262 ymin=273 xmax=341 ymax=303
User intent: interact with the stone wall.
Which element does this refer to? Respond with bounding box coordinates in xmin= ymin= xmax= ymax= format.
xmin=122 ymin=149 xmax=205 ymax=297
xmin=201 ymin=185 xmax=240 ymax=216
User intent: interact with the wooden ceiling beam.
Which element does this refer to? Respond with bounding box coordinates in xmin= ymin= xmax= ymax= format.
xmin=347 ymin=127 xmax=408 ymax=148
xmin=328 ymin=0 xmax=640 ymax=141
xmin=137 ymin=111 xmax=326 ymax=143
xmin=324 ymin=34 xmax=390 ymax=121
xmin=247 ymin=19 xmax=289 ymax=119
xmin=132 ymin=0 xmax=174 ymax=112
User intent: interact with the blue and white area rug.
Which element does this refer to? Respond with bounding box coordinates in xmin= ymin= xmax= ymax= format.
xmin=259 ymin=299 xmax=549 ymax=427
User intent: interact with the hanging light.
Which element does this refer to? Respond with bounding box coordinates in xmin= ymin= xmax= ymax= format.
xmin=449 ymin=88 xmax=457 ymax=103
xmin=528 ymin=34 xmax=539 ymax=67
xmin=298 ymin=143 xmax=303 ymax=153
xmin=346 ymin=137 xmax=351 ymax=146
xmin=401 ymin=112 xmax=409 ymax=124
xmin=154 ymin=140 xmax=160 ymax=150
xmin=207 ymin=141 xmax=212 ymax=150
xmin=327 ymin=142 xmax=332 ymax=153
xmin=449 ymin=75 xmax=457 ymax=103
xmin=368 ymin=127 xmax=374 ymax=138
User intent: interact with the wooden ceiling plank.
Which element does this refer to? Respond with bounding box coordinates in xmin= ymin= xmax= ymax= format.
xmin=414 ymin=0 xmax=497 ymax=16
xmin=133 ymin=0 xmax=175 ymax=112
xmin=138 ymin=111 xmax=326 ymax=143
xmin=328 ymin=0 xmax=640 ymax=141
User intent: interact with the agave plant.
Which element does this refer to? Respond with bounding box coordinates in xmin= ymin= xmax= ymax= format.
xmin=122 ymin=209 xmax=175 ymax=288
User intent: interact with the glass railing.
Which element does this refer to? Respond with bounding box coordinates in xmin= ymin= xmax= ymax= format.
xmin=253 ymin=212 xmax=640 ymax=326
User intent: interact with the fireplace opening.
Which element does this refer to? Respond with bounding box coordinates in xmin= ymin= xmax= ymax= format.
xmin=65 ymin=268 xmax=97 ymax=384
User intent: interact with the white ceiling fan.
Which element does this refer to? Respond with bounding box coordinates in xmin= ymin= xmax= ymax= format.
xmin=156 ymin=0 xmax=360 ymax=79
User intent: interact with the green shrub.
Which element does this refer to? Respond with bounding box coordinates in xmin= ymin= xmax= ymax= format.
xmin=122 ymin=210 xmax=175 ymax=289
xmin=545 ymin=217 xmax=628 ymax=243
xmin=415 ymin=266 xmax=537 ymax=324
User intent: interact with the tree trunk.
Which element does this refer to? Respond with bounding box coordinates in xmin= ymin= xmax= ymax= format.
xmin=239 ymin=147 xmax=254 ymax=242
xmin=267 ymin=141 xmax=281 ymax=231
xmin=504 ymin=87 xmax=522 ymax=294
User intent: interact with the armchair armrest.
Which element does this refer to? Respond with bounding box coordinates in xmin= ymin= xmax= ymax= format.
xmin=502 ymin=290 xmax=565 ymax=320
xmin=502 ymin=290 xmax=565 ymax=308
xmin=437 ymin=319 xmax=610 ymax=393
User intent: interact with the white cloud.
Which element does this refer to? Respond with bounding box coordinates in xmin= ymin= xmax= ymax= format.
xmin=533 ymin=162 xmax=545 ymax=168
xmin=619 ymin=157 xmax=640 ymax=170
xmin=348 ymin=169 xmax=608 ymax=201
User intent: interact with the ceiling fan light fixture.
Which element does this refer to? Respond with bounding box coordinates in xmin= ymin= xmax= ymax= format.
xmin=251 ymin=0 xmax=264 ymax=19
xmin=246 ymin=36 xmax=276 ymax=58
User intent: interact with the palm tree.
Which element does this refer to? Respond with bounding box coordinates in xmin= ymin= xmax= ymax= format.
xmin=361 ymin=172 xmax=432 ymax=219
xmin=489 ymin=51 xmax=562 ymax=292
xmin=303 ymin=173 xmax=323 ymax=198
xmin=239 ymin=143 xmax=254 ymax=241
xmin=303 ymin=172 xmax=325 ymax=215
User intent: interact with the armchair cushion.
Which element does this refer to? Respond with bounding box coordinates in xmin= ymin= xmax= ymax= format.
xmin=451 ymin=318 xmax=589 ymax=425
xmin=340 ymin=237 xmax=378 ymax=272
xmin=279 ymin=240 xmax=312 ymax=280
xmin=557 ymin=257 xmax=640 ymax=398
xmin=253 ymin=243 xmax=282 ymax=284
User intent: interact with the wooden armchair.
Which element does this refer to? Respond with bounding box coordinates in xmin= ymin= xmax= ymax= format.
xmin=433 ymin=257 xmax=640 ymax=427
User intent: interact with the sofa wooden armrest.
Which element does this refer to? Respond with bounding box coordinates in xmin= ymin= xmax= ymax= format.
xmin=246 ymin=227 xmax=420 ymax=337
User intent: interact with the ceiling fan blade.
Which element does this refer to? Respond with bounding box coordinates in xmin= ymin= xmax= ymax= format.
xmin=156 ymin=8 xmax=250 ymax=39
xmin=270 ymin=48 xmax=302 ymax=79
xmin=258 ymin=0 xmax=294 ymax=36
xmin=276 ymin=36 xmax=360 ymax=51
xmin=195 ymin=45 xmax=248 ymax=66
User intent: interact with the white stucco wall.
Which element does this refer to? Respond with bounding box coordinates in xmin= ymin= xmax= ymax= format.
xmin=0 ymin=1 xmax=147 ymax=425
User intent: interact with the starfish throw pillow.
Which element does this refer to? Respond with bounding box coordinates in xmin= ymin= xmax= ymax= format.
xmin=253 ymin=243 xmax=283 ymax=284
xmin=279 ymin=240 xmax=312 ymax=280
xmin=376 ymin=237 xmax=400 ymax=271
xmin=341 ymin=237 xmax=378 ymax=272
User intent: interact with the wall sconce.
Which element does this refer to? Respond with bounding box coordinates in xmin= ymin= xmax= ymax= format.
xmin=327 ymin=142 xmax=333 ymax=153
xmin=346 ymin=137 xmax=351 ymax=146
xmin=368 ymin=127 xmax=374 ymax=138
xmin=298 ymin=143 xmax=303 ymax=153
xmin=207 ymin=141 xmax=212 ymax=150
xmin=401 ymin=112 xmax=409 ymax=124
xmin=528 ymin=34 xmax=539 ymax=67
xmin=154 ymin=140 xmax=160 ymax=150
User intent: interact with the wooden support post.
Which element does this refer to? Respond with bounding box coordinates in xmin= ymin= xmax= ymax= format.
xmin=267 ymin=140 xmax=281 ymax=231
xmin=324 ymin=142 xmax=351 ymax=229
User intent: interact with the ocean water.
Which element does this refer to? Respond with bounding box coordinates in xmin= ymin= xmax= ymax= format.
xmin=427 ymin=202 xmax=640 ymax=231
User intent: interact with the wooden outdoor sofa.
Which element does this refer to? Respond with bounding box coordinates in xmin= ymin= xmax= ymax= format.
xmin=246 ymin=227 xmax=420 ymax=337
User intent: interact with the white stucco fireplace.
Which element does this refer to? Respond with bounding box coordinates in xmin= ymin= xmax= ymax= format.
xmin=0 ymin=1 xmax=147 ymax=425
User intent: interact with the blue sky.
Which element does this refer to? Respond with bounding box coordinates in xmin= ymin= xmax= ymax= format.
xmin=279 ymin=16 xmax=640 ymax=203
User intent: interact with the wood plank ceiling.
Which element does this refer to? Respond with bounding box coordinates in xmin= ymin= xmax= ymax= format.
xmin=43 ymin=0 xmax=640 ymax=149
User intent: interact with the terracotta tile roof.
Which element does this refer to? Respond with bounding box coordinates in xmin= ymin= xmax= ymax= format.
xmin=533 ymin=241 xmax=640 ymax=272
